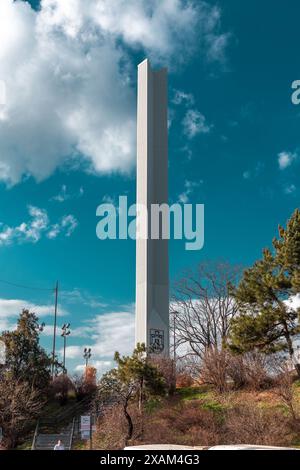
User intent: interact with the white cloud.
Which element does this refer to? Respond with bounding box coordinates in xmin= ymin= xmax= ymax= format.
xmin=0 ymin=0 xmax=229 ymax=185
xmin=58 ymin=345 xmax=82 ymax=360
xmin=178 ymin=179 xmax=202 ymax=203
xmin=60 ymin=215 xmax=78 ymax=237
xmin=0 ymin=297 xmax=68 ymax=331
xmin=51 ymin=185 xmax=84 ymax=203
xmin=172 ymin=89 xmax=213 ymax=140
xmin=183 ymin=109 xmax=212 ymax=138
xmin=89 ymin=310 xmax=135 ymax=358
xmin=278 ymin=151 xmax=297 ymax=170
xmin=46 ymin=225 xmax=60 ymax=240
xmin=284 ymin=294 xmax=300 ymax=311
xmin=181 ymin=145 xmax=193 ymax=161
xmin=60 ymin=288 xmax=107 ymax=309
xmin=101 ymin=195 xmax=117 ymax=205
xmin=73 ymin=309 xmax=134 ymax=351
xmin=242 ymin=162 xmax=264 ymax=180
xmin=83 ymin=0 xmax=230 ymax=64
xmin=40 ymin=324 xmax=56 ymax=336
xmin=206 ymin=31 xmax=229 ymax=64
xmin=172 ymin=89 xmax=194 ymax=106
xmin=61 ymin=308 xmax=135 ymax=375
xmin=0 ymin=205 xmax=78 ymax=245
xmin=75 ymin=360 xmax=113 ymax=376
xmin=0 ymin=80 xmax=5 ymax=107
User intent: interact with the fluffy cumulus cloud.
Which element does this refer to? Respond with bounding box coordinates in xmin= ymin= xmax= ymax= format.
xmin=0 ymin=297 xmax=67 ymax=331
xmin=0 ymin=205 xmax=78 ymax=245
xmin=0 ymin=0 xmax=229 ymax=185
xmin=278 ymin=151 xmax=298 ymax=170
xmin=65 ymin=308 xmax=135 ymax=375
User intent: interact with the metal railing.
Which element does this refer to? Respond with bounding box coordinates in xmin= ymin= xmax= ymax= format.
xmin=68 ymin=417 xmax=76 ymax=450
xmin=31 ymin=420 xmax=40 ymax=450
xmin=31 ymin=395 xmax=94 ymax=449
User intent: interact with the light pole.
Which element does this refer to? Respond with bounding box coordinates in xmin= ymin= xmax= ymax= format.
xmin=51 ymin=281 xmax=59 ymax=379
xmin=83 ymin=347 xmax=92 ymax=450
xmin=61 ymin=323 xmax=71 ymax=374
xmin=83 ymin=347 xmax=92 ymax=370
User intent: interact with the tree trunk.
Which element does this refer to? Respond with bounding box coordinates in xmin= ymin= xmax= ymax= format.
xmin=282 ymin=322 xmax=300 ymax=378
xmin=5 ymin=432 xmax=17 ymax=450
xmin=294 ymin=363 xmax=300 ymax=379
xmin=138 ymin=377 xmax=144 ymax=436
xmin=123 ymin=402 xmax=133 ymax=445
xmin=138 ymin=377 xmax=144 ymax=412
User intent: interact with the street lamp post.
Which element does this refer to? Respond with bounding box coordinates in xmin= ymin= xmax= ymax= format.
xmin=83 ymin=347 xmax=92 ymax=370
xmin=83 ymin=347 xmax=92 ymax=450
xmin=61 ymin=323 xmax=71 ymax=374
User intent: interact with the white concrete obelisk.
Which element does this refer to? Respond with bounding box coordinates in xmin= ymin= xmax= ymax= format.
xmin=135 ymin=59 xmax=169 ymax=356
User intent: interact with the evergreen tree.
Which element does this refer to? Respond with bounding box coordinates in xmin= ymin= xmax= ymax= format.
xmin=1 ymin=309 xmax=52 ymax=390
xmin=230 ymin=209 xmax=300 ymax=377
xmin=97 ymin=344 xmax=166 ymax=443
xmin=114 ymin=343 xmax=166 ymax=410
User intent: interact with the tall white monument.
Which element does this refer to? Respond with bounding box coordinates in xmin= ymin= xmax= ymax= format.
xmin=135 ymin=59 xmax=169 ymax=356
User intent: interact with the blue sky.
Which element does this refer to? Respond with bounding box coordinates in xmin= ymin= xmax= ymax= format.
xmin=0 ymin=0 xmax=300 ymax=374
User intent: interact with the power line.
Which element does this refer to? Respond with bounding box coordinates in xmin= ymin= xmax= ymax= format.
xmin=0 ymin=278 xmax=54 ymax=291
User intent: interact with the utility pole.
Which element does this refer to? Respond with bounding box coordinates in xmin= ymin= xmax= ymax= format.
xmin=51 ymin=281 xmax=59 ymax=379
xmin=61 ymin=323 xmax=71 ymax=374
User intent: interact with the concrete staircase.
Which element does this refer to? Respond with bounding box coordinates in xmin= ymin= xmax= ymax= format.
xmin=32 ymin=396 xmax=94 ymax=450
xmin=32 ymin=420 xmax=75 ymax=450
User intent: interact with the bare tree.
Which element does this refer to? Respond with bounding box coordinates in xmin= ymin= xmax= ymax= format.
xmin=272 ymin=359 xmax=299 ymax=421
xmin=96 ymin=370 xmax=138 ymax=444
xmin=171 ymin=261 xmax=241 ymax=363
xmin=200 ymin=347 xmax=230 ymax=393
xmin=0 ymin=376 xmax=44 ymax=448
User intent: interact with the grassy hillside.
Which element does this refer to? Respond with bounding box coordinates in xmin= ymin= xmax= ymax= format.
xmin=94 ymin=382 xmax=300 ymax=449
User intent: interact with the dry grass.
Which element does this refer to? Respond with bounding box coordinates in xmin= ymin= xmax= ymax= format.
xmin=92 ymin=383 xmax=300 ymax=450
xmin=138 ymin=401 xmax=221 ymax=447
xmin=224 ymin=403 xmax=292 ymax=447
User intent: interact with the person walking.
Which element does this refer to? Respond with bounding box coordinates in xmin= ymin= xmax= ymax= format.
xmin=54 ymin=439 xmax=65 ymax=450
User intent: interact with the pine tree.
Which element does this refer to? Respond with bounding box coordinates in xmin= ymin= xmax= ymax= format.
xmin=1 ymin=309 xmax=52 ymax=390
xmin=114 ymin=343 xmax=166 ymax=410
xmin=97 ymin=344 xmax=166 ymax=443
xmin=230 ymin=209 xmax=300 ymax=377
